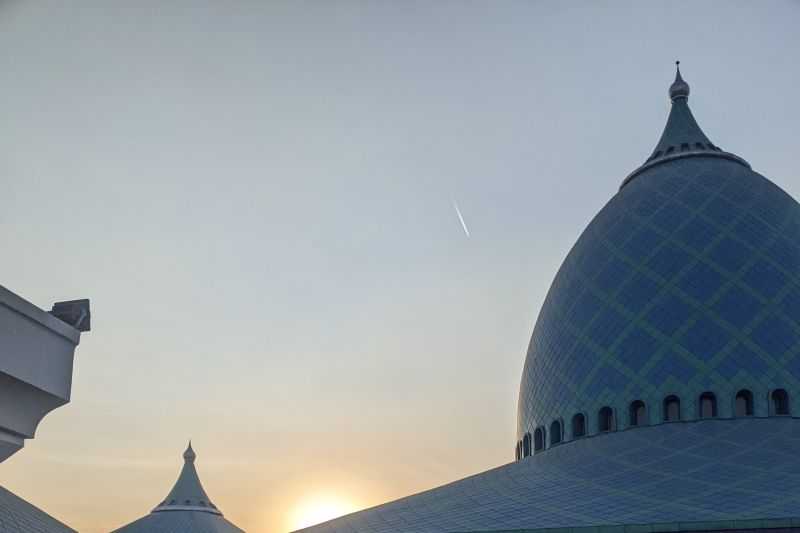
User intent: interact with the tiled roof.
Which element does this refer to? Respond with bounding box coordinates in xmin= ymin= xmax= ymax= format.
xmin=0 ymin=485 xmax=75 ymax=533
xmin=298 ymin=417 xmax=800 ymax=533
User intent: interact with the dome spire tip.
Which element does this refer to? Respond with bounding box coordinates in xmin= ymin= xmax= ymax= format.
xmin=669 ymin=60 xmax=690 ymax=100
xmin=183 ymin=440 xmax=196 ymax=463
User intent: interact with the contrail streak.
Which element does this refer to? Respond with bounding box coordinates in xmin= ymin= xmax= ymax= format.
xmin=453 ymin=200 xmax=470 ymax=238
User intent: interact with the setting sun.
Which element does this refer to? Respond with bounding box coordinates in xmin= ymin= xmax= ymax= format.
xmin=290 ymin=496 xmax=361 ymax=531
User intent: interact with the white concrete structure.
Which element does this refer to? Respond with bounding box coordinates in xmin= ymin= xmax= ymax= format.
xmin=0 ymin=286 xmax=89 ymax=462
xmin=0 ymin=285 xmax=89 ymax=532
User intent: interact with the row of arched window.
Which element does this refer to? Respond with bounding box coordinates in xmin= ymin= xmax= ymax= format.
xmin=515 ymin=388 xmax=791 ymax=460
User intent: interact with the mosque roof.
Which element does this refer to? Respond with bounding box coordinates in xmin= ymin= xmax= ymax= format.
xmin=298 ymin=418 xmax=800 ymax=533
xmin=112 ymin=444 xmax=244 ymax=533
xmin=301 ymin=64 xmax=800 ymax=532
xmin=0 ymin=485 xmax=75 ymax=533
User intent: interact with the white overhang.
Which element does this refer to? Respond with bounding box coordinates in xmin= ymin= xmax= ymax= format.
xmin=0 ymin=285 xmax=88 ymax=462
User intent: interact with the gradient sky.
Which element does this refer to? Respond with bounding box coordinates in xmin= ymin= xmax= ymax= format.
xmin=1 ymin=2 xmax=799 ymax=532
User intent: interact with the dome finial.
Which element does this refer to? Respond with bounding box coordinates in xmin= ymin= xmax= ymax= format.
xmin=669 ymin=60 xmax=690 ymax=100
xmin=183 ymin=440 xmax=196 ymax=463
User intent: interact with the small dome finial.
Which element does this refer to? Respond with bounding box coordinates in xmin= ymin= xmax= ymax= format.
xmin=183 ymin=441 xmax=196 ymax=463
xmin=669 ymin=60 xmax=690 ymax=101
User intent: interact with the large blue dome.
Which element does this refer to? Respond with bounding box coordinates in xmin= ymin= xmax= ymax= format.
xmin=517 ymin=67 xmax=800 ymax=454
xmin=302 ymin=66 xmax=800 ymax=533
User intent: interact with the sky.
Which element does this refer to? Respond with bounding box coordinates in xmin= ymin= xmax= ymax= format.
xmin=1 ymin=2 xmax=799 ymax=532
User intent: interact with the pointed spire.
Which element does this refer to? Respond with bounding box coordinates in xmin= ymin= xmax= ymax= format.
xmin=151 ymin=442 xmax=222 ymax=515
xmin=620 ymin=62 xmax=750 ymax=188
xmin=648 ymin=63 xmax=713 ymax=162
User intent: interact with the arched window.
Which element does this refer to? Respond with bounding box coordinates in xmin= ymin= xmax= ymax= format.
xmin=522 ymin=432 xmax=531 ymax=457
xmin=735 ymin=389 xmax=753 ymax=417
xmin=598 ymin=406 xmax=614 ymax=432
xmin=550 ymin=420 xmax=562 ymax=446
xmin=772 ymin=389 xmax=790 ymax=415
xmin=533 ymin=427 xmax=545 ymax=452
xmin=699 ymin=392 xmax=717 ymax=418
xmin=572 ymin=413 xmax=586 ymax=438
xmin=629 ymin=400 xmax=646 ymax=427
xmin=663 ymin=395 xmax=681 ymax=422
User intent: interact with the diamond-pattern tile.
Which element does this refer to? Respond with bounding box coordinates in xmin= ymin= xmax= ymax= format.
xmin=518 ymin=157 xmax=800 ymax=442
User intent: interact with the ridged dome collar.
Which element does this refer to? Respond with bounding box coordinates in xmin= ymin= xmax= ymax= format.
xmin=621 ymin=62 xmax=750 ymax=189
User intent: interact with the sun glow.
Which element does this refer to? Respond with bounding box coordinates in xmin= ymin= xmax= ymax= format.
xmin=290 ymin=496 xmax=360 ymax=530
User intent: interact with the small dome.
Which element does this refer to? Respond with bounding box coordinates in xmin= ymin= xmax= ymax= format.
xmin=112 ymin=443 xmax=244 ymax=533
xmin=153 ymin=441 xmax=214 ymax=512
